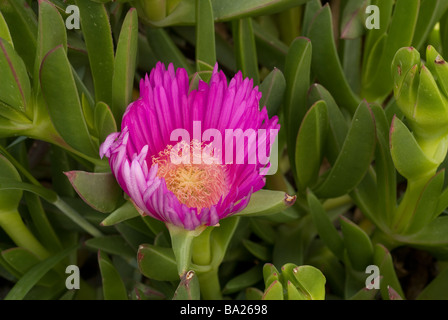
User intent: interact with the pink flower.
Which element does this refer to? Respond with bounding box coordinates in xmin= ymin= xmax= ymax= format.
xmin=100 ymin=62 xmax=279 ymax=230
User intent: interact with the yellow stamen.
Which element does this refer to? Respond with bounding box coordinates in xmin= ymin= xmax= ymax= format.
xmin=152 ymin=140 xmax=228 ymax=212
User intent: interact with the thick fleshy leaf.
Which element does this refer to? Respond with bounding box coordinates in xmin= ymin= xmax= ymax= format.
xmin=295 ymin=100 xmax=328 ymax=190
xmin=233 ymin=17 xmax=259 ymax=84
xmin=101 ymin=201 xmax=139 ymax=226
xmin=223 ymin=264 xmax=263 ymax=295
xmin=292 ymin=265 xmax=326 ymax=300
xmin=286 ymin=280 xmax=307 ymax=300
xmin=412 ymin=0 xmax=448 ymax=50
xmin=34 ymin=0 xmax=67 ymax=89
xmin=235 ymin=190 xmax=296 ymax=217
xmin=0 ymin=10 xmax=13 ymax=47
xmin=85 ymin=235 xmax=135 ymax=262
xmin=245 ymin=287 xmax=263 ymax=300
xmin=0 ymin=0 xmax=37 ymax=72
xmin=94 ymin=102 xmax=117 ymax=146
xmin=1 ymin=247 xmax=59 ymax=287
xmin=40 ymin=46 xmax=97 ymax=157
xmin=407 ymin=170 xmax=445 ymax=234
xmin=98 ymin=251 xmax=128 ymax=300
xmin=283 ymin=37 xmax=312 ymax=181
xmin=402 ymin=216 xmax=448 ymax=259
xmin=76 ymin=0 xmax=114 ymax=105
xmin=349 ymin=287 xmax=379 ymax=300
xmin=307 ymin=4 xmax=359 ymax=114
xmin=313 ymin=101 xmax=376 ymax=198
xmin=307 ymin=191 xmax=344 ymax=260
xmin=259 ymin=68 xmax=286 ymax=117
xmin=4 ymin=244 xmax=78 ymax=300
xmin=362 ymin=0 xmax=419 ymax=101
xmin=262 ymin=280 xmax=283 ymax=300
xmin=138 ymin=244 xmax=179 ymax=281
xmin=390 ymin=116 xmax=439 ymax=180
xmin=65 ymin=171 xmax=122 ymax=213
xmin=340 ymin=216 xmax=373 ymax=271
xmin=307 ymin=84 xmax=349 ymax=164
xmin=141 ymin=0 xmax=309 ymax=26
xmin=132 ymin=282 xmax=166 ymax=300
xmin=263 ymin=263 xmax=280 ymax=288
xmin=146 ymin=27 xmax=194 ymax=75
xmin=112 ymin=8 xmax=138 ymax=125
xmin=242 ymin=239 xmax=271 ymax=261
xmin=373 ymin=244 xmax=404 ymax=300
xmin=302 ymin=0 xmax=322 ymax=36
xmin=340 ymin=0 xmax=368 ymax=39
xmin=0 ymin=154 xmax=22 ymax=211
xmin=370 ymin=104 xmax=396 ymax=225
xmin=252 ymin=20 xmax=288 ymax=71
xmin=0 ymin=38 xmax=31 ymax=113
xmin=195 ymin=0 xmax=215 ymax=80
xmin=173 ymin=270 xmax=200 ymax=300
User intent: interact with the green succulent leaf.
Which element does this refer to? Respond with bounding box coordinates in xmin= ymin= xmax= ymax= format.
xmin=173 ymin=270 xmax=201 ymax=300
xmin=65 ymin=171 xmax=122 ymax=213
xmin=0 ymin=0 xmax=37 ymax=72
xmin=233 ymin=17 xmax=259 ymax=84
xmin=262 ymin=279 xmax=283 ymax=300
xmin=0 ymin=10 xmax=13 ymax=48
xmin=35 ymin=0 xmax=67 ymax=89
xmin=101 ymin=201 xmax=139 ymax=226
xmin=373 ymin=244 xmax=405 ymax=300
xmin=313 ymin=101 xmax=376 ymax=199
xmin=0 ymin=38 xmax=31 ymax=113
xmin=235 ymin=189 xmax=296 ymax=217
xmin=76 ymin=0 xmax=114 ymax=106
xmin=4 ymin=244 xmax=78 ymax=300
xmin=283 ymin=37 xmax=312 ymax=181
xmin=98 ymin=250 xmax=129 ymax=300
xmin=138 ymin=244 xmax=179 ymax=281
xmin=259 ymin=68 xmax=286 ymax=117
xmin=223 ymin=264 xmax=263 ymax=295
xmin=307 ymin=191 xmax=344 ymax=260
xmin=112 ymin=8 xmax=138 ymax=125
xmin=390 ymin=116 xmax=439 ymax=180
xmin=307 ymin=4 xmax=359 ymax=114
xmin=340 ymin=216 xmax=374 ymax=271
xmin=94 ymin=102 xmax=117 ymax=146
xmin=295 ymin=100 xmax=328 ymax=190
xmin=195 ymin=0 xmax=216 ymax=80
xmin=1 ymin=247 xmax=59 ymax=287
xmin=40 ymin=46 xmax=98 ymax=157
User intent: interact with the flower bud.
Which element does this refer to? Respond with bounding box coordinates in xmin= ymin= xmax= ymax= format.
xmin=392 ymin=46 xmax=448 ymax=139
xmin=391 ymin=46 xmax=448 ymax=167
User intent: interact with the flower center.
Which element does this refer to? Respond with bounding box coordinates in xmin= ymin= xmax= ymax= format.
xmin=152 ymin=140 xmax=229 ymax=212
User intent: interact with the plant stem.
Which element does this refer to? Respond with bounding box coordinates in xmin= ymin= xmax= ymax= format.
xmin=323 ymin=194 xmax=352 ymax=211
xmin=192 ymin=226 xmax=213 ymax=266
xmin=392 ymin=174 xmax=433 ymax=234
xmin=167 ymin=223 xmax=205 ymax=277
xmin=0 ymin=210 xmax=49 ymax=259
xmin=197 ymin=267 xmax=223 ymax=300
xmin=53 ymin=197 xmax=104 ymax=238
